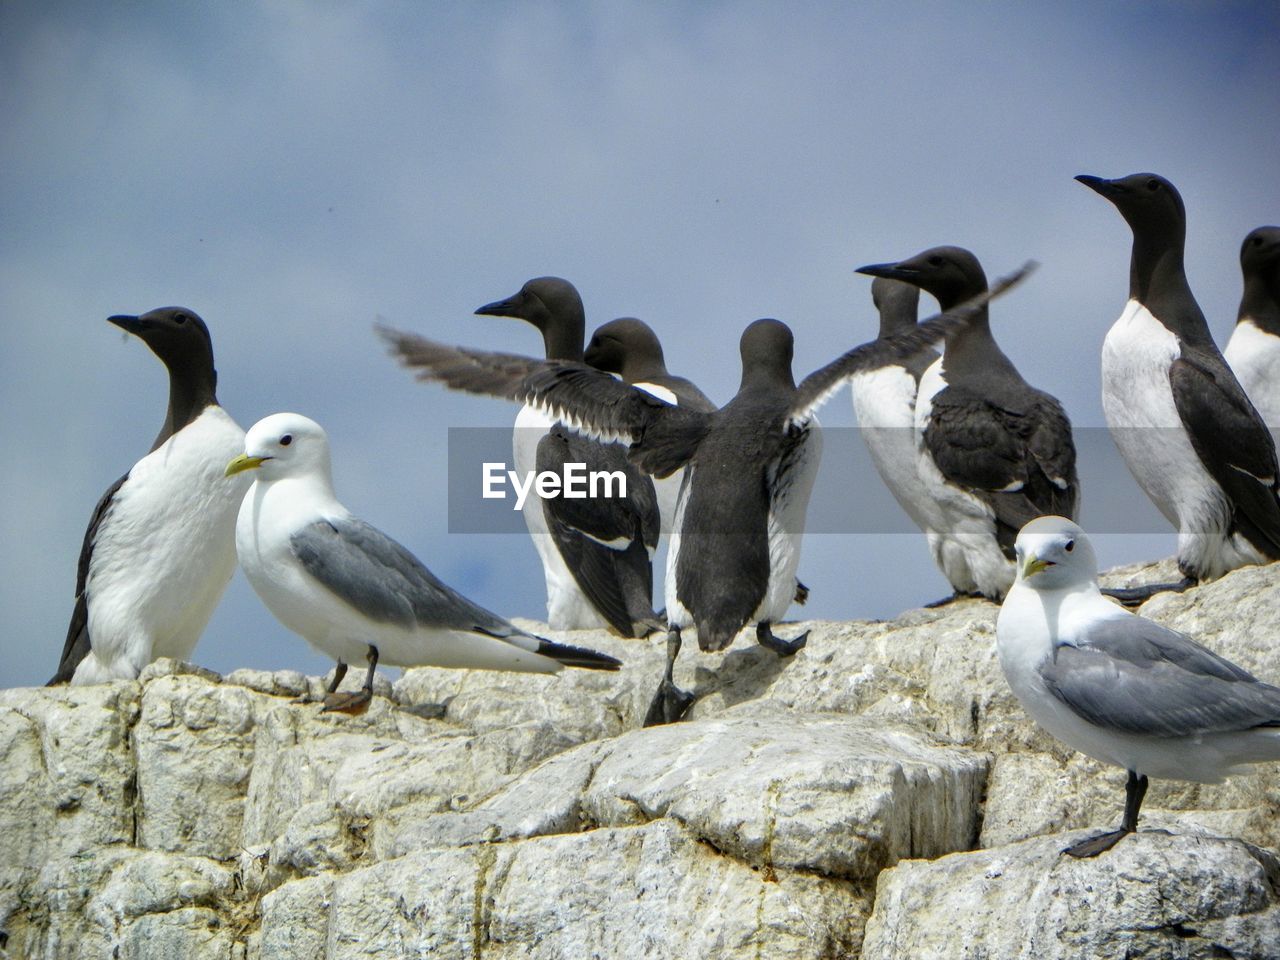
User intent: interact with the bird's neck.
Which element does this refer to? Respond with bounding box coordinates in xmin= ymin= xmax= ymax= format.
xmin=940 ymin=312 xmax=1022 ymax=391
xmin=1238 ymin=269 xmax=1280 ymax=335
xmin=151 ymin=364 xmax=219 ymax=452
xmin=1128 ymin=230 xmax=1212 ymax=342
xmin=541 ymin=319 xmax=585 ymax=361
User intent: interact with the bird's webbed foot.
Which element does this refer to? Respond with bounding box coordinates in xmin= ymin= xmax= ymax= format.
xmin=321 ymin=688 xmax=374 ymax=715
xmin=1101 ymin=577 xmax=1195 ymax=608
xmin=756 ymin=621 xmax=808 ymax=657
xmin=1062 ymin=827 xmax=1132 ymax=858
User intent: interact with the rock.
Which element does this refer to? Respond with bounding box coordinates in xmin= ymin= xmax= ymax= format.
xmin=861 ymin=832 xmax=1280 ymax=960
xmin=255 ymin=819 xmax=871 ymax=960
xmin=3 ymin=557 xmax=1279 ymax=958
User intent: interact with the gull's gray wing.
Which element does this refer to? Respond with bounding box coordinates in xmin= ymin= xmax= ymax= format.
xmin=378 ymin=324 xmax=714 ymax=477
xmin=1040 ymin=615 xmax=1280 ymax=737
xmin=292 ymin=516 xmax=524 ymax=638
xmin=789 ymin=261 xmax=1036 ymax=426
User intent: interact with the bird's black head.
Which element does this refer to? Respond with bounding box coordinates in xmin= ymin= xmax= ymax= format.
xmin=857 ymin=246 xmax=986 ymax=309
xmin=584 ymin=317 xmax=665 ymax=378
xmin=475 ymin=276 xmax=584 ymax=360
xmin=1241 ymin=225 xmax=1280 ymax=275
xmin=1075 ymin=172 xmax=1186 ymax=237
xmin=738 ymin=318 xmax=795 ymax=391
xmin=108 ymin=307 xmax=215 ymax=372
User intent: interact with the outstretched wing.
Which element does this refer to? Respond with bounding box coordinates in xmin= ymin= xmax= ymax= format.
xmin=1170 ymin=348 xmax=1280 ymax=558
xmin=1041 ymin=615 xmax=1280 ymax=737
xmin=378 ymin=324 xmax=714 ymax=476
xmin=789 ymin=261 xmax=1037 ymax=427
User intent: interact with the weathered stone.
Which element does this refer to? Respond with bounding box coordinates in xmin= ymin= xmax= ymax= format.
xmin=861 ymin=831 xmax=1280 ymax=960
xmin=256 ymin=819 xmax=870 ymax=960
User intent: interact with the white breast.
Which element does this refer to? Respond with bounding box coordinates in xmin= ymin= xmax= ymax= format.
xmin=850 ymin=364 xmax=945 ymax=534
xmin=1224 ymin=319 xmax=1280 ymax=432
xmin=1102 ymin=300 xmax=1250 ymax=577
xmin=77 ymin=406 xmax=248 ymax=682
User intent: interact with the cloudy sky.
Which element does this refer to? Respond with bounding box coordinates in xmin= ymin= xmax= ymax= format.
xmin=2 ymin=1 xmax=1277 ymax=689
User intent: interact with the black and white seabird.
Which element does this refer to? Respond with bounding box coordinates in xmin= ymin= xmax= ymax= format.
xmin=998 ymin=516 xmax=1280 ymax=857
xmin=474 ymin=278 xmax=660 ymax=638
xmin=1078 ymin=174 xmax=1280 ymax=602
xmin=378 ymin=260 xmax=1032 ymax=724
xmin=227 ymin=413 xmax=620 ymax=713
xmin=1224 ymin=226 xmax=1280 ymax=430
xmin=848 ymin=277 xmax=948 ymax=549
xmin=856 ymin=247 xmax=1078 ymax=603
xmin=583 ymin=317 xmax=716 ymax=532
xmin=49 ymin=308 xmax=249 ymax=685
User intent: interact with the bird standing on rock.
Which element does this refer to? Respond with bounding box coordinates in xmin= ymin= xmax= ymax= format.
xmin=379 ymin=260 xmax=1033 ymax=725
xmin=997 ymin=515 xmax=1280 ymax=858
xmin=228 ymin=412 xmax=621 ymax=714
xmin=857 ymin=247 xmax=1078 ymax=604
xmin=1078 ymin=173 xmax=1280 ymax=605
xmin=475 ymin=278 xmax=661 ymax=638
xmin=50 ymin=308 xmax=248 ymax=685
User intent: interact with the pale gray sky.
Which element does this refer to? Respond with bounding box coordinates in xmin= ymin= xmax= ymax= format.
xmin=2 ymin=1 xmax=1277 ymax=688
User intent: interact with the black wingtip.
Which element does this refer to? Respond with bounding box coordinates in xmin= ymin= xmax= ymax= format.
xmin=536 ymin=637 xmax=623 ymax=671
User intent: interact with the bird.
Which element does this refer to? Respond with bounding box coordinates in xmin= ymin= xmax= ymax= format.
xmin=847 ymin=276 xmax=947 ymax=551
xmin=1224 ymin=226 xmax=1280 ymax=431
xmin=856 ymin=247 xmax=1078 ymax=603
xmin=226 ymin=412 xmax=621 ymax=714
xmin=996 ymin=515 xmax=1280 ymax=858
xmin=583 ymin=317 xmax=716 ymax=533
xmin=378 ymin=260 xmax=1033 ymax=724
xmin=49 ymin=308 xmax=249 ymax=685
xmin=1078 ymin=173 xmax=1280 ymax=604
xmin=474 ymin=278 xmax=661 ymax=638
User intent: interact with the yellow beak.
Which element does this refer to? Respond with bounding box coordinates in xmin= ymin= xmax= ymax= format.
xmin=225 ymin=454 xmax=266 ymax=477
xmin=1021 ymin=553 xmax=1050 ymax=579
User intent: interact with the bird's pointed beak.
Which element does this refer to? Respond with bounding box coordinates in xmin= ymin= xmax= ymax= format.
xmin=107 ymin=314 xmax=145 ymax=334
xmin=1021 ymin=552 xmax=1051 ymax=579
xmin=1074 ymin=174 xmax=1116 ymax=197
xmin=475 ymin=293 xmax=521 ymax=318
xmin=225 ymin=454 xmax=266 ymax=477
xmin=856 ymin=261 xmax=915 ymax=281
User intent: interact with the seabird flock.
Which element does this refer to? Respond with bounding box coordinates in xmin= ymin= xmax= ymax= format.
xmin=47 ymin=172 xmax=1280 ymax=858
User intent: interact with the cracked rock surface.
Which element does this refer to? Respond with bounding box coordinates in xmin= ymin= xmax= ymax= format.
xmin=1 ymin=559 xmax=1278 ymax=958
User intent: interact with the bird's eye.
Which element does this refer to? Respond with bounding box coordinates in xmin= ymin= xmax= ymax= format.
xmin=1146 ymin=178 xmax=1160 ymax=191
xmin=1064 ymin=539 xmax=1075 ymax=552
xmin=1252 ymin=236 xmax=1264 ymax=247
xmin=280 ymin=435 xmax=293 ymax=446
xmin=928 ymin=255 xmax=944 ymax=267
xmin=174 ymin=313 xmax=188 ymax=324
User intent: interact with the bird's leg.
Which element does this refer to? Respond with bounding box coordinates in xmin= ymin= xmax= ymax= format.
xmin=1101 ymin=577 xmax=1196 ymax=608
xmin=756 ymin=620 xmax=808 ymax=657
xmin=1063 ymin=769 xmax=1148 ymax=858
xmin=327 ymin=662 xmax=349 ymax=694
xmin=323 ymin=646 xmax=378 ymax=715
xmin=643 ymin=628 xmax=695 ymax=727
xmin=292 ymin=661 xmax=348 ymax=704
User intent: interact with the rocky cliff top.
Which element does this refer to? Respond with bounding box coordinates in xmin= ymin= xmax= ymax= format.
xmin=3 ymin=559 xmax=1279 ymax=959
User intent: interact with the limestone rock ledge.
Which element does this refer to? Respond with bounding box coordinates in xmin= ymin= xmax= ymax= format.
xmin=1 ymin=559 xmax=1278 ymax=959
